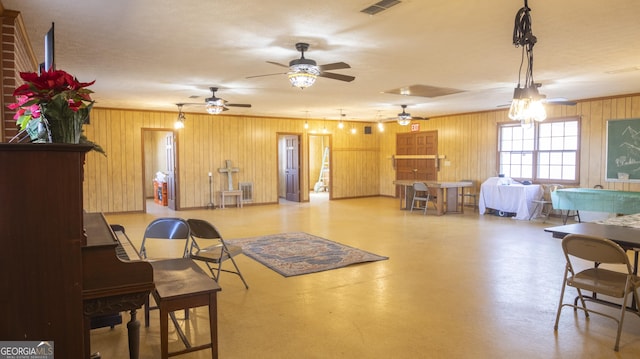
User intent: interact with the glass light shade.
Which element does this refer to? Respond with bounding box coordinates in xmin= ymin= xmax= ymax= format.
xmin=338 ymin=121 xmax=344 ymax=129
xmin=206 ymin=103 xmax=225 ymax=115
xmin=377 ymin=121 xmax=384 ymax=132
xmin=508 ymin=87 xmax=547 ymax=123
xmin=174 ymin=111 xmax=186 ymax=129
xmin=397 ymin=114 xmax=411 ymax=126
xmin=288 ymin=63 xmax=320 ymax=89
xmin=528 ymin=100 xmax=547 ymax=122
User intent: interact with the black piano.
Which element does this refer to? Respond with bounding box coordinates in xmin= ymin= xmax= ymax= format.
xmin=82 ymin=213 xmax=154 ymax=359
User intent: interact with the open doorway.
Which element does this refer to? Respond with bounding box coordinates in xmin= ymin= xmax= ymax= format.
xmin=309 ymin=134 xmax=331 ymax=201
xmin=142 ymin=128 xmax=179 ymax=213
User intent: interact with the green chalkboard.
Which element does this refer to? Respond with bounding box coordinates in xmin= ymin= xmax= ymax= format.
xmin=606 ymin=118 xmax=640 ymax=182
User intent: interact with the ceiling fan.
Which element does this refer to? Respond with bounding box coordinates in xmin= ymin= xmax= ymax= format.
xmin=185 ymin=87 xmax=252 ymax=114
xmin=246 ymin=42 xmax=355 ymax=88
xmin=385 ymin=105 xmax=428 ymax=125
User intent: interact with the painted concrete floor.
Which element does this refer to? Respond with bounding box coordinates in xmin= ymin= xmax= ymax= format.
xmin=90 ymin=194 xmax=640 ymax=358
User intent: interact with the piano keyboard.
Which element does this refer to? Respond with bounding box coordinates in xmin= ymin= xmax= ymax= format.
xmin=112 ymin=228 xmax=142 ymax=261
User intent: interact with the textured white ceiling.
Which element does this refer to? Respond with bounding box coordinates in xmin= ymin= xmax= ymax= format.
xmin=3 ymin=0 xmax=640 ymax=121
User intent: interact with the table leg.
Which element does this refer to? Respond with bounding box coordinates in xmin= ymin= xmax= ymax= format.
xmin=435 ymin=188 xmax=445 ymax=215
xmin=445 ymin=187 xmax=460 ymax=213
xmin=209 ymin=293 xmax=218 ymax=359
xmin=160 ymin=307 xmax=169 ymax=359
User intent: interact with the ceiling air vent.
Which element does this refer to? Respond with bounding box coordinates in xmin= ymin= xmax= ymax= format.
xmin=361 ymin=0 xmax=402 ymax=15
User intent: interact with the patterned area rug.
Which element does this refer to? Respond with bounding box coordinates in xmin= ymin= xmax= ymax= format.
xmin=226 ymin=232 xmax=388 ymax=277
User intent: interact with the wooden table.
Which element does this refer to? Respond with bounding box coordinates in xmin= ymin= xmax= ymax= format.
xmin=394 ymin=180 xmax=473 ymax=215
xmin=150 ymin=258 xmax=222 ymax=359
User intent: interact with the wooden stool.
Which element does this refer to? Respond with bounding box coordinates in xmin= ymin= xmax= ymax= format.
xmin=148 ymin=259 xmax=221 ymax=359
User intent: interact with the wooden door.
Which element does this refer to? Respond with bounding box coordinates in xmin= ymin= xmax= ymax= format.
xmin=285 ymin=135 xmax=301 ymax=202
xmin=396 ymin=131 xmax=438 ymax=199
xmin=165 ymin=132 xmax=177 ymax=209
xmin=396 ymin=131 xmax=438 ymax=181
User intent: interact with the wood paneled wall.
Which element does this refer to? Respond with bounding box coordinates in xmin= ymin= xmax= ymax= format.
xmin=378 ymin=95 xmax=640 ymax=198
xmin=81 ymin=110 xmax=383 ymax=212
xmin=80 ymin=94 xmax=640 ymax=213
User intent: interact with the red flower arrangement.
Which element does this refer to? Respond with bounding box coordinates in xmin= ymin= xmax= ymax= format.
xmin=7 ymin=68 xmax=103 ymax=154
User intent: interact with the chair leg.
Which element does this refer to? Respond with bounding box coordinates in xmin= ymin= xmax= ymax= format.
xmin=228 ymin=256 xmax=249 ymax=289
xmin=554 ymin=279 xmax=568 ymax=330
xmin=529 ymin=203 xmax=541 ymax=220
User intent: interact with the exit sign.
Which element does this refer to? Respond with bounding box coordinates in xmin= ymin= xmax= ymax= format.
xmin=410 ymin=123 xmax=420 ymax=132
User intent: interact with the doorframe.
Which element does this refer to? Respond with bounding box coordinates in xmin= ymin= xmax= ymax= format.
xmin=141 ymin=128 xmax=180 ymax=212
xmin=307 ymin=133 xmax=332 ymax=199
xmin=276 ymin=132 xmax=303 ymax=202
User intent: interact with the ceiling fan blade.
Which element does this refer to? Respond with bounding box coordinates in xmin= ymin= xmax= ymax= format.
xmin=226 ymin=103 xmax=252 ymax=108
xmin=246 ymin=72 xmax=287 ymax=79
xmin=546 ymin=98 xmax=577 ymax=106
xmin=319 ymin=62 xmax=351 ymax=71
xmin=319 ymin=72 xmax=355 ymax=82
xmin=266 ymin=61 xmax=289 ymax=68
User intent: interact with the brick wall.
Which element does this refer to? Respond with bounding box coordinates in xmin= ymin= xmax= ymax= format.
xmin=1 ymin=9 xmax=38 ymax=142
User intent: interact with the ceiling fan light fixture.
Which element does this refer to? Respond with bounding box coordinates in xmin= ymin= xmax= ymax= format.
xmin=397 ymin=113 xmax=412 ymax=126
xmin=288 ymin=62 xmax=320 ymax=89
xmin=205 ymin=99 xmax=226 ymax=115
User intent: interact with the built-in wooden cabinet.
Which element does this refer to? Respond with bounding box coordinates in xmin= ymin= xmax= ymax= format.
xmin=0 ymin=143 xmax=92 ymax=358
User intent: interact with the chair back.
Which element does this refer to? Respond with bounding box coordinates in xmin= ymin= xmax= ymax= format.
xmin=139 ymin=217 xmax=190 ymax=259
xmin=187 ymin=218 xmax=222 ymax=240
xmin=562 ymin=234 xmax=632 ymax=272
xmin=413 ymin=182 xmax=428 ymax=192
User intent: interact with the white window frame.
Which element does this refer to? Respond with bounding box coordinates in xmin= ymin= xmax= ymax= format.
xmin=498 ymin=116 xmax=580 ymax=184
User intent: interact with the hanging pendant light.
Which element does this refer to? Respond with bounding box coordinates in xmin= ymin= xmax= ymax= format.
xmin=509 ymin=0 xmax=547 ymax=125
xmin=174 ymin=104 xmax=186 ymax=129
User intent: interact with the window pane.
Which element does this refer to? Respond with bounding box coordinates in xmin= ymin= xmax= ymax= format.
xmin=562 ymin=165 xmax=576 ymax=180
xmin=539 ymin=137 xmax=551 ymax=150
xmin=539 ymin=165 xmax=550 ymax=179
xmin=564 ymin=136 xmax=577 ymax=150
xmin=523 ymin=138 xmax=535 ymax=150
xmin=539 ymin=152 xmax=549 ymax=165
xmin=551 ymin=136 xmax=564 ymax=150
xmin=565 ymin=121 xmax=578 ymax=136
xmin=549 ymin=165 xmax=563 ymax=179
xmin=563 ymin=152 xmax=576 ymax=165
xmin=549 ymin=152 xmax=563 ymax=165
xmin=539 ymin=123 xmax=551 ymax=137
